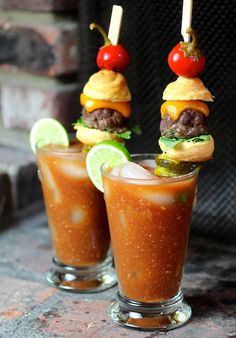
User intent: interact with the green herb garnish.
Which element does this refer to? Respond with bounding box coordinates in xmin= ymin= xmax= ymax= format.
xmin=159 ymin=135 xmax=211 ymax=149
xmin=73 ymin=117 xmax=141 ymax=141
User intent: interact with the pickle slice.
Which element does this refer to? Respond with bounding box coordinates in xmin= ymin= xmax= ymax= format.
xmin=154 ymin=166 xmax=178 ymax=177
xmin=82 ymin=144 xmax=92 ymax=153
xmin=155 ymin=154 xmax=199 ymax=175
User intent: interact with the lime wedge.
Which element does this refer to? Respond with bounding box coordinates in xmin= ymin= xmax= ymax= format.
xmin=86 ymin=140 xmax=131 ymax=192
xmin=29 ymin=118 xmax=69 ymax=153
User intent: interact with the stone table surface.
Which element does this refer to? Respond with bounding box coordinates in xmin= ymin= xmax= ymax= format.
xmin=0 ymin=210 xmax=235 ymax=338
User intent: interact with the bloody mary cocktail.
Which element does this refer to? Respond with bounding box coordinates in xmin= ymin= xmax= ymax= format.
xmin=102 ymin=154 xmax=198 ymax=329
xmin=36 ymin=143 xmax=116 ymax=292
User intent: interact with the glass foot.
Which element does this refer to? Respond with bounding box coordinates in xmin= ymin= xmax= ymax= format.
xmin=108 ymin=291 xmax=191 ymax=331
xmin=46 ymin=256 xmax=117 ymax=293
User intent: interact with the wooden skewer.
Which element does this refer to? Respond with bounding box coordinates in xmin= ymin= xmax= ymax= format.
xmin=108 ymin=5 xmax=123 ymax=45
xmin=181 ymin=0 xmax=193 ymax=42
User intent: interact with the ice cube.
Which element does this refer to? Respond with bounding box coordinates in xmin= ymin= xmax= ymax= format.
xmin=110 ymin=166 xmax=121 ymax=177
xmin=41 ymin=165 xmax=61 ymax=203
xmin=143 ymin=191 xmax=175 ymax=205
xmin=120 ymin=161 xmax=157 ymax=179
xmin=71 ymin=208 xmax=86 ymax=224
xmin=139 ymin=159 xmax=156 ymax=169
xmin=119 ymin=211 xmax=127 ymax=232
xmin=60 ymin=162 xmax=87 ymax=179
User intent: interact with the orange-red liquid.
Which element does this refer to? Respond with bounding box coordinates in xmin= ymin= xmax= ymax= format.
xmin=103 ymin=169 xmax=197 ymax=302
xmin=37 ymin=144 xmax=110 ymax=267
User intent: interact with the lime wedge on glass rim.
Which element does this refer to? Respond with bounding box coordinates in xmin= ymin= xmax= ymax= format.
xmin=86 ymin=140 xmax=131 ymax=192
xmin=29 ymin=118 xmax=69 ymax=153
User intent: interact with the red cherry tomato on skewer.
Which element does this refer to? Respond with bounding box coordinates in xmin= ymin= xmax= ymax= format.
xmin=90 ymin=23 xmax=130 ymax=72
xmin=168 ymin=28 xmax=206 ymax=78
xmin=97 ymin=44 xmax=130 ymax=72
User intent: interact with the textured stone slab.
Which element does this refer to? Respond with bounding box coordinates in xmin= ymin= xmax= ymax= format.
xmin=0 ymin=171 xmax=12 ymax=221
xmin=0 ymin=212 xmax=235 ymax=337
xmin=0 ymin=145 xmax=42 ymax=212
xmin=0 ymin=74 xmax=79 ymax=130
xmin=0 ymin=126 xmax=31 ymax=152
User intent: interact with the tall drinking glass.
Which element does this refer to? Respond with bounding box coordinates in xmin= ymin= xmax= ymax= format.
xmin=36 ymin=143 xmax=116 ymax=292
xmin=102 ymin=154 xmax=198 ymax=330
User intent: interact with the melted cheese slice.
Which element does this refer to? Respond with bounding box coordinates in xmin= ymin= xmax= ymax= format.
xmin=161 ymin=100 xmax=209 ymax=120
xmin=80 ymin=93 xmax=131 ymax=118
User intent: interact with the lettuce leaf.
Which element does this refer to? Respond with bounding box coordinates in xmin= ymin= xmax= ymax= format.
xmin=132 ymin=124 xmax=142 ymax=136
xmin=160 ymin=135 xmax=211 ymax=148
xmin=73 ymin=118 xmax=141 ymax=140
xmin=117 ymin=130 xmax=132 ymax=139
xmin=118 ymin=125 xmax=142 ymax=140
xmin=73 ymin=117 xmax=86 ymax=127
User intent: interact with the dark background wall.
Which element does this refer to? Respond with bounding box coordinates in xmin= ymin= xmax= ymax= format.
xmin=78 ymin=0 xmax=236 ymax=240
xmin=0 ymin=0 xmax=234 ymax=240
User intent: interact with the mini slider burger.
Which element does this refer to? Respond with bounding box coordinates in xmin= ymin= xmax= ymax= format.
xmin=74 ymin=69 xmax=132 ymax=146
xmin=74 ymin=22 xmax=138 ymax=147
xmin=159 ymin=76 xmax=214 ymax=162
xmin=158 ymin=28 xmax=215 ymax=163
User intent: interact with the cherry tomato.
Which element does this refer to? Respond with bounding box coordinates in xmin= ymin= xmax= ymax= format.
xmin=168 ymin=42 xmax=206 ymax=77
xmin=97 ymin=44 xmax=130 ymax=72
xmin=90 ymin=23 xmax=130 ymax=72
xmin=168 ymin=28 xmax=206 ymax=78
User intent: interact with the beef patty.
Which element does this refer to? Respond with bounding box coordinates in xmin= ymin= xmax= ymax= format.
xmin=82 ymin=108 xmax=128 ymax=132
xmin=160 ymin=109 xmax=208 ymax=138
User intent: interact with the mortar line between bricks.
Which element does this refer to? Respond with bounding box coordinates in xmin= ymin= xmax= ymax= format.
xmin=0 ymin=291 xmax=63 ymax=338
xmin=0 ymin=72 xmax=80 ymax=91
xmin=0 ymin=262 xmax=47 ymax=284
xmin=0 ymin=318 xmax=56 ymax=338
xmin=0 ymin=10 xmax=78 ymax=26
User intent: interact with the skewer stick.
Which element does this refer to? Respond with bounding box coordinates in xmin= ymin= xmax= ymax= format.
xmin=108 ymin=5 xmax=123 ymax=45
xmin=181 ymin=0 xmax=193 ymax=42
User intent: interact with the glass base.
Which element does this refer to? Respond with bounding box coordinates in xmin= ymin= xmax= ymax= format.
xmin=108 ymin=291 xmax=191 ymax=331
xmin=46 ymin=256 xmax=117 ymax=293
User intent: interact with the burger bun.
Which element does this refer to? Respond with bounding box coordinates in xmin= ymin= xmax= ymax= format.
xmin=159 ymin=135 xmax=215 ymax=162
xmin=75 ymin=124 xmax=122 ymax=146
xmin=83 ymin=69 xmax=131 ymax=102
xmin=163 ymin=76 xmax=213 ymax=102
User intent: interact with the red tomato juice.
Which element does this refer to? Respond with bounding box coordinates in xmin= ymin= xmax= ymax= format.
xmin=103 ymin=165 xmax=198 ymax=302
xmin=37 ymin=144 xmax=110 ymax=267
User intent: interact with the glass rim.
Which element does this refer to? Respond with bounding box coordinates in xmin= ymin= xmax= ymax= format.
xmin=101 ymin=153 xmax=199 ymax=184
xmin=35 ymin=141 xmax=85 ymax=157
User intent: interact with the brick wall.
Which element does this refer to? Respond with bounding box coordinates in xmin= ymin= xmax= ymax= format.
xmin=0 ymin=1 xmax=80 ymax=223
xmin=0 ymin=2 xmax=80 ymax=130
xmin=0 ymin=0 xmax=78 ymax=12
